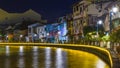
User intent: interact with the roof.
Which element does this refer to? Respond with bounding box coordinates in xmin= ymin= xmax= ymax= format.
xmin=72 ymin=0 xmax=91 ymax=8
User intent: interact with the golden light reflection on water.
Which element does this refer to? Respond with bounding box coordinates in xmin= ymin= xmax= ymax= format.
xmin=32 ymin=46 xmax=39 ymax=68
xmin=56 ymin=48 xmax=63 ymax=68
xmin=18 ymin=46 xmax=25 ymax=68
xmin=5 ymin=46 xmax=10 ymax=56
xmin=0 ymin=46 xmax=110 ymax=68
xmin=63 ymin=49 xmax=109 ymax=68
xmin=45 ymin=47 xmax=51 ymax=68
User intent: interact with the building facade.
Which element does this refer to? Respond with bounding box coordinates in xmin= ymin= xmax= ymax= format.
xmin=45 ymin=23 xmax=57 ymax=43
xmin=0 ymin=9 xmax=43 ymax=25
xmin=57 ymin=16 xmax=68 ymax=43
xmin=28 ymin=23 xmax=46 ymax=42
xmin=0 ymin=9 xmax=47 ymax=42
xmin=66 ymin=14 xmax=74 ymax=43
xmin=72 ymin=1 xmax=91 ymax=42
xmin=72 ymin=0 xmax=119 ymax=41
xmin=110 ymin=2 xmax=120 ymax=32
xmin=36 ymin=25 xmax=47 ymax=42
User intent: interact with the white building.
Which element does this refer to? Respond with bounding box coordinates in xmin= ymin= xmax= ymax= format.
xmin=36 ymin=25 xmax=47 ymax=42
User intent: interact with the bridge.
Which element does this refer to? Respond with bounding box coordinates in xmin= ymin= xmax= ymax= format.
xmin=0 ymin=43 xmax=113 ymax=68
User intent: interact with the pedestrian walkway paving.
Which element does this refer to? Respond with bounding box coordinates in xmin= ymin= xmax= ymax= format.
xmin=108 ymin=49 xmax=120 ymax=68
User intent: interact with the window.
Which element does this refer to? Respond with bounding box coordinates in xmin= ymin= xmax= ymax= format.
xmin=76 ymin=6 xmax=79 ymax=11
xmin=80 ymin=7 xmax=82 ymax=13
xmin=73 ymin=7 xmax=76 ymax=12
xmin=81 ymin=20 xmax=83 ymax=24
xmin=28 ymin=28 xmax=31 ymax=33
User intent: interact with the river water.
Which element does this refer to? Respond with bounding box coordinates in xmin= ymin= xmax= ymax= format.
xmin=0 ymin=46 xmax=109 ymax=68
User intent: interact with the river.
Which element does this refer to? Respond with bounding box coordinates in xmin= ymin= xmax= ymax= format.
xmin=0 ymin=46 xmax=109 ymax=68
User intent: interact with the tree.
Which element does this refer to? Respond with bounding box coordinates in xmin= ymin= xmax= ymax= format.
xmin=83 ymin=26 xmax=96 ymax=36
xmin=110 ymin=29 xmax=120 ymax=42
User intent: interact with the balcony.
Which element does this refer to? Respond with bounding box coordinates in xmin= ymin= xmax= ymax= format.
xmin=112 ymin=12 xmax=120 ymax=20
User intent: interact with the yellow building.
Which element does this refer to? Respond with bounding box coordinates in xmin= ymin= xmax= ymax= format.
xmin=66 ymin=14 xmax=74 ymax=43
xmin=72 ymin=1 xmax=90 ymax=42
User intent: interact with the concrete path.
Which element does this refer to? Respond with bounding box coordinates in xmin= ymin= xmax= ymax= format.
xmin=108 ymin=49 xmax=120 ymax=68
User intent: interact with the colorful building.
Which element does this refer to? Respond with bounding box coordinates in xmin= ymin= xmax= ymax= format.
xmin=36 ymin=25 xmax=47 ymax=42
xmin=57 ymin=16 xmax=68 ymax=43
xmin=28 ymin=23 xmax=46 ymax=42
xmin=45 ymin=23 xmax=57 ymax=43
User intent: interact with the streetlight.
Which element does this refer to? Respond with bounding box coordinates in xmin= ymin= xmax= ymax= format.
xmin=97 ymin=20 xmax=103 ymax=36
xmin=109 ymin=6 xmax=118 ymax=33
xmin=58 ymin=31 xmax=61 ymax=35
xmin=20 ymin=35 xmax=23 ymax=38
xmin=34 ymin=34 xmax=37 ymax=42
xmin=108 ymin=6 xmax=118 ymax=49
xmin=34 ymin=34 xmax=37 ymax=37
xmin=46 ymin=33 xmax=49 ymax=43
xmin=47 ymin=33 xmax=49 ymax=36
xmin=19 ymin=35 xmax=23 ymax=42
xmin=58 ymin=31 xmax=61 ymax=43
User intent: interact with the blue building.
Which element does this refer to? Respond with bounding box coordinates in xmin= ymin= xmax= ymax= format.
xmin=57 ymin=17 xmax=68 ymax=43
xmin=46 ymin=23 xmax=57 ymax=43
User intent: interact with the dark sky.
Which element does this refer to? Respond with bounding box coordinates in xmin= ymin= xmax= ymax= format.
xmin=0 ymin=0 xmax=79 ymax=22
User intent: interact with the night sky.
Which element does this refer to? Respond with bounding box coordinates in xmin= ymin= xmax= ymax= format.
xmin=0 ymin=0 xmax=79 ymax=22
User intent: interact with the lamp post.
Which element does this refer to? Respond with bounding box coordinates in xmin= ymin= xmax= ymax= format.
xmin=97 ymin=20 xmax=103 ymax=37
xmin=109 ymin=6 xmax=118 ymax=49
xmin=109 ymin=7 xmax=118 ymax=33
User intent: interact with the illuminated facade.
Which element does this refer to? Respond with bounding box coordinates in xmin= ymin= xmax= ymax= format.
xmin=110 ymin=3 xmax=120 ymax=31
xmin=45 ymin=24 xmax=56 ymax=43
xmin=72 ymin=0 xmax=118 ymax=41
xmin=72 ymin=1 xmax=90 ymax=41
xmin=0 ymin=8 xmax=47 ymax=42
xmin=36 ymin=25 xmax=47 ymax=42
xmin=93 ymin=1 xmax=120 ymax=32
xmin=57 ymin=17 xmax=68 ymax=43
xmin=28 ymin=23 xmax=46 ymax=42
xmin=66 ymin=14 xmax=74 ymax=43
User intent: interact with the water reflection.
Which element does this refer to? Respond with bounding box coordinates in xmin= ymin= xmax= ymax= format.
xmin=96 ymin=59 xmax=106 ymax=68
xmin=18 ymin=46 xmax=25 ymax=68
xmin=19 ymin=46 xmax=24 ymax=56
xmin=32 ymin=46 xmax=39 ymax=68
xmin=45 ymin=47 xmax=51 ymax=68
xmin=5 ymin=46 xmax=10 ymax=56
xmin=5 ymin=57 xmax=10 ymax=68
xmin=0 ymin=46 xmax=110 ymax=68
xmin=33 ymin=46 xmax=38 ymax=52
xmin=56 ymin=48 xmax=67 ymax=68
